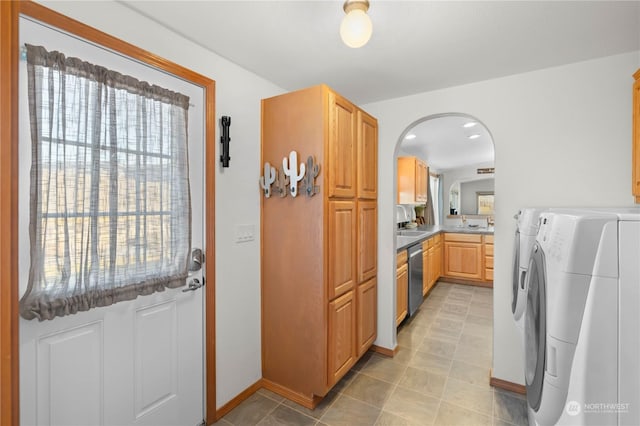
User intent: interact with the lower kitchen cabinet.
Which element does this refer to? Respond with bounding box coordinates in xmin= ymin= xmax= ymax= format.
xmin=442 ymin=233 xmax=493 ymax=286
xmin=434 ymin=235 xmax=443 ymax=282
xmin=421 ymin=235 xmax=442 ymax=295
xmin=443 ymin=233 xmax=484 ymax=281
xmin=328 ymin=290 xmax=356 ymax=387
xmin=422 ymin=246 xmax=430 ymax=296
xmin=428 ymin=245 xmax=437 ymax=290
xmin=396 ymin=251 xmax=408 ymax=326
xmin=484 ymin=235 xmax=494 ymax=281
xmin=357 ymin=278 xmax=377 ymax=356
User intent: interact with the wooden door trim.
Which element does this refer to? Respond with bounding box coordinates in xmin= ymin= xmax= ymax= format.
xmin=0 ymin=2 xmax=20 ymax=425
xmin=2 ymin=2 xmax=217 ymax=424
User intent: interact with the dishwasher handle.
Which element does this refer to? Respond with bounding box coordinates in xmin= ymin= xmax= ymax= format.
xmin=408 ymin=245 xmax=423 ymax=259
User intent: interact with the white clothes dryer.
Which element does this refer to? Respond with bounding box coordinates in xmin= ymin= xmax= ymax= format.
xmin=525 ymin=208 xmax=640 ymax=426
xmin=512 ymin=208 xmax=546 ymax=344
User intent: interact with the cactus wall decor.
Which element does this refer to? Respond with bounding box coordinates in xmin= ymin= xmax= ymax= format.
xmin=259 ymin=162 xmax=276 ymax=198
xmin=282 ymin=151 xmax=306 ymax=197
xmin=272 ymin=167 xmax=289 ymax=198
xmin=302 ymin=156 xmax=320 ymax=197
xmin=261 ymin=152 xmax=321 ymax=199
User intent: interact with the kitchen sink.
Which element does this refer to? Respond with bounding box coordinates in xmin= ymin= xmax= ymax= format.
xmin=397 ymin=230 xmax=426 ymax=236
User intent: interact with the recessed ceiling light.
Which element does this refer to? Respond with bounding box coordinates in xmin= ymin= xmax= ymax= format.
xmin=468 ymin=134 xmax=481 ymax=140
xmin=463 ymin=122 xmax=477 ymax=128
xmin=405 ymin=134 xmax=416 ymax=140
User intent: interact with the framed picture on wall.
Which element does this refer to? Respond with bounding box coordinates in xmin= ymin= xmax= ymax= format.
xmin=476 ymin=191 xmax=495 ymax=215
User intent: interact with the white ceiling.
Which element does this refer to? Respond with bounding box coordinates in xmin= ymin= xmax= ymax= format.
xmin=398 ymin=114 xmax=494 ymax=171
xmin=121 ymin=0 xmax=640 ymax=105
xmin=120 ymin=0 xmax=638 ymax=173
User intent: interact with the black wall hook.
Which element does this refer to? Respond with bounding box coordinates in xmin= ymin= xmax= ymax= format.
xmin=220 ymin=116 xmax=231 ymax=167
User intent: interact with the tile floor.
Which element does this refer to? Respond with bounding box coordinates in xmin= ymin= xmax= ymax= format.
xmin=217 ymin=281 xmax=529 ymax=426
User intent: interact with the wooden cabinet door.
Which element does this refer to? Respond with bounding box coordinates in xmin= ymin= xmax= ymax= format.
xmin=633 ymin=71 xmax=640 ymax=203
xmin=435 ymin=243 xmax=443 ymax=281
xmin=444 ymin=241 xmax=483 ymax=280
xmin=328 ymin=92 xmax=357 ymax=198
xmin=358 ymin=201 xmax=377 ymax=284
xmin=328 ymin=290 xmax=356 ymax=387
xmin=398 ymin=157 xmax=428 ymax=204
xmin=356 ymin=278 xmax=377 ymax=356
xmin=484 ymin=239 xmax=494 ymax=282
xmin=422 ymin=249 xmax=429 ymax=296
xmin=428 ymin=246 xmax=437 ymax=290
xmin=329 ymin=201 xmax=356 ymax=299
xmin=416 ymin=161 xmax=428 ymax=203
xmin=397 ymin=157 xmax=416 ymax=204
xmin=357 ymin=111 xmax=378 ymax=199
xmin=396 ymin=264 xmax=408 ymax=326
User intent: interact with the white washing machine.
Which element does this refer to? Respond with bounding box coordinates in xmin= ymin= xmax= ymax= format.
xmin=512 ymin=208 xmax=546 ymax=345
xmin=525 ymin=208 xmax=640 ymax=426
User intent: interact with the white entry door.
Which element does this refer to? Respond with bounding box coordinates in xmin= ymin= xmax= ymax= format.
xmin=18 ymin=18 xmax=205 ymax=426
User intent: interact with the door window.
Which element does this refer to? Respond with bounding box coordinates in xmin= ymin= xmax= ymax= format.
xmin=20 ymin=44 xmax=191 ymax=321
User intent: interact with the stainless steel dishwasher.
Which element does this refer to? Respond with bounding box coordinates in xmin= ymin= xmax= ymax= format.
xmin=407 ymin=243 xmax=423 ymax=317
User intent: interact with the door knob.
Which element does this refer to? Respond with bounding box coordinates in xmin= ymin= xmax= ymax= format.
xmin=182 ymin=278 xmax=203 ymax=292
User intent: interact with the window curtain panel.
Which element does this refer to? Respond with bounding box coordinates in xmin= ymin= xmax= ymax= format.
xmin=429 ymin=174 xmax=440 ymax=226
xmin=21 ymin=44 xmax=192 ymax=321
xmin=425 ymin=173 xmax=436 ymax=226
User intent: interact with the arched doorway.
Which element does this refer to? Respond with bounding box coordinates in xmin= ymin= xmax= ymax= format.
xmin=392 ymin=112 xmax=496 ymax=332
xmin=394 ymin=113 xmax=495 ymax=227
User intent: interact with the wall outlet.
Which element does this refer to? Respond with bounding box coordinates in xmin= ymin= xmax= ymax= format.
xmin=235 ymin=224 xmax=255 ymax=243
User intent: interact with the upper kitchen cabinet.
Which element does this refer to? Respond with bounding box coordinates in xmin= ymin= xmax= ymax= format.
xmin=633 ymin=69 xmax=640 ymax=203
xmin=357 ymin=110 xmax=378 ymax=199
xmin=328 ymin=92 xmax=357 ymax=198
xmin=261 ymin=85 xmax=378 ymax=408
xmin=397 ymin=156 xmax=428 ymax=204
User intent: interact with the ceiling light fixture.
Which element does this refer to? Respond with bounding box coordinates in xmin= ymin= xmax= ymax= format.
xmin=469 ymin=134 xmax=481 ymax=140
xmin=340 ymin=0 xmax=372 ymax=48
xmin=405 ymin=134 xmax=416 ymax=140
xmin=463 ymin=122 xmax=477 ymax=128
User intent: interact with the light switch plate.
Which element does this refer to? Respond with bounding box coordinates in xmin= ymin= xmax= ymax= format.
xmin=235 ymin=224 xmax=255 ymax=243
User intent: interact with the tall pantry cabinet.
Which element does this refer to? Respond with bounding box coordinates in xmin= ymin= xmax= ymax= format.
xmin=261 ymin=85 xmax=378 ymax=408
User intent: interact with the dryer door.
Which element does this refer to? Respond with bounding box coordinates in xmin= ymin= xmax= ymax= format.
xmin=511 ymin=229 xmax=520 ymax=314
xmin=525 ymin=242 xmax=546 ymax=411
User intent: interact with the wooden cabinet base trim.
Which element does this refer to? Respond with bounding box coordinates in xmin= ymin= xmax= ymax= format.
xmin=215 ymin=379 xmax=263 ymax=420
xmin=489 ymin=375 xmax=526 ymax=395
xmin=261 ymin=379 xmax=324 ymax=410
xmin=441 ymin=277 xmax=493 ymax=288
xmin=370 ymin=344 xmax=398 ymax=358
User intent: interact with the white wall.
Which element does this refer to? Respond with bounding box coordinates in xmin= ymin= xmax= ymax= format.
xmin=460 ymin=178 xmax=494 ymax=215
xmin=38 ymin=1 xmax=284 ymax=408
xmin=440 ymin=162 xmax=494 ymax=221
xmin=363 ymin=51 xmax=639 ymax=385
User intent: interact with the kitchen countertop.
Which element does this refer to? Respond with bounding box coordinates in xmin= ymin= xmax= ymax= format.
xmin=396 ymin=224 xmax=494 ymax=252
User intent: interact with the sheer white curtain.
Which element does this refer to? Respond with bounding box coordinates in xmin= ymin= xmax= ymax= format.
xmin=429 ymin=174 xmax=441 ymax=226
xmin=20 ymin=44 xmax=192 ymax=321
